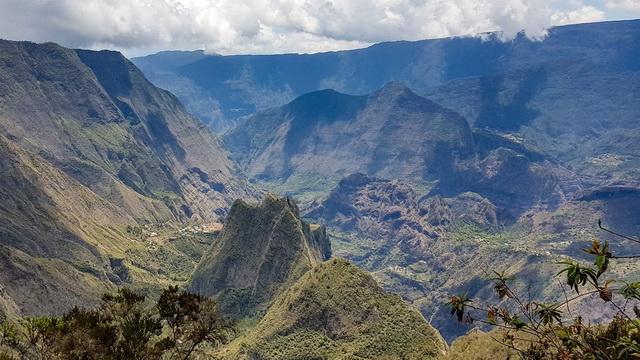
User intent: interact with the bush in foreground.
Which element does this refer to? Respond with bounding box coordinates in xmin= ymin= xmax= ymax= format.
xmin=446 ymin=222 xmax=640 ymax=359
xmin=0 ymin=286 xmax=234 ymax=360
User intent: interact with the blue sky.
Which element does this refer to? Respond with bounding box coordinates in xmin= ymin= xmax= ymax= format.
xmin=586 ymin=0 xmax=640 ymax=19
xmin=0 ymin=0 xmax=638 ymax=57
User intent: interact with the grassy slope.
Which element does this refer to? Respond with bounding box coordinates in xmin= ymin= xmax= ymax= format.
xmin=223 ymin=258 xmax=447 ymax=360
xmin=0 ymin=39 xmax=261 ymax=320
xmin=0 ymin=134 xmax=221 ymax=318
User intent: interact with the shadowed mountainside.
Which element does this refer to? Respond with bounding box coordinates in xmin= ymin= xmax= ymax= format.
xmin=225 ymin=82 xmax=475 ymax=181
xmin=423 ymin=59 xmax=640 ymax=187
xmin=0 ymin=39 xmax=257 ymax=319
xmin=0 ymin=40 xmax=254 ymax=222
xmin=133 ymin=20 xmax=640 ymax=131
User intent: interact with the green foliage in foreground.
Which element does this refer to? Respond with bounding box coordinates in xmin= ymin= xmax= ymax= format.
xmin=0 ymin=287 xmax=234 ymax=360
xmin=446 ymin=223 xmax=640 ymax=359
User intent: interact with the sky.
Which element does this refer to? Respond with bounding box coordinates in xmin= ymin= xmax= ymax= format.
xmin=0 ymin=0 xmax=638 ymax=57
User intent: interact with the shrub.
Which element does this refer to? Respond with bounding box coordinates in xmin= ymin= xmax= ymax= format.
xmin=446 ymin=221 xmax=640 ymax=359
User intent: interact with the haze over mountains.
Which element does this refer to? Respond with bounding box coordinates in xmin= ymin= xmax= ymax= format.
xmin=0 ymin=18 xmax=639 ymax=359
xmin=133 ymin=19 xmax=640 ymax=132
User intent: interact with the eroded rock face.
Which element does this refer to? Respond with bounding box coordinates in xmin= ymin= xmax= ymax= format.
xmin=448 ymin=192 xmax=498 ymax=230
xmin=305 ymin=173 xmax=499 ymax=260
xmin=432 ymin=146 xmax=579 ymax=219
xmin=188 ymin=193 xmax=331 ymax=315
xmin=0 ymin=135 xmax=128 ymax=317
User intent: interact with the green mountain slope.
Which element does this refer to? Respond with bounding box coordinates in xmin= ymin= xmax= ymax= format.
xmin=224 ymin=258 xmax=447 ymax=360
xmin=0 ymin=135 xmax=129 ymax=318
xmin=0 ymin=39 xmax=252 ymax=222
xmin=188 ymin=193 xmax=331 ymax=315
xmin=0 ymin=39 xmax=257 ymax=319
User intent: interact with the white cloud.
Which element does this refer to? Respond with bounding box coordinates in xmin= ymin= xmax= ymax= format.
xmin=0 ymin=0 xmax=612 ymax=56
xmin=605 ymin=0 xmax=640 ymax=14
xmin=551 ymin=5 xmax=606 ymax=26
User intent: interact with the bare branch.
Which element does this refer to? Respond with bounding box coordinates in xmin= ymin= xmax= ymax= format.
xmin=599 ymin=219 xmax=640 ymax=244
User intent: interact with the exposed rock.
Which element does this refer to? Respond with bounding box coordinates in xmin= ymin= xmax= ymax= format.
xmin=187 ymin=193 xmax=331 ymax=315
xmin=306 ymin=173 xmax=499 ymax=261
xmin=448 ymin=192 xmax=498 ymax=230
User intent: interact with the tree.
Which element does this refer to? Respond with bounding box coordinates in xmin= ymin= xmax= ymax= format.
xmin=157 ymin=286 xmax=235 ymax=360
xmin=0 ymin=287 xmax=234 ymax=360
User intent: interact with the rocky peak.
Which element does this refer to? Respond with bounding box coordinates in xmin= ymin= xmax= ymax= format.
xmin=187 ymin=193 xmax=330 ymax=315
xmin=306 ymin=174 xmax=501 ymax=262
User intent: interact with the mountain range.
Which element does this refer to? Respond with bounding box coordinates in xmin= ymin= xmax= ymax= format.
xmin=1 ymin=18 xmax=639 ymax=359
xmin=133 ymin=19 xmax=640 ymax=132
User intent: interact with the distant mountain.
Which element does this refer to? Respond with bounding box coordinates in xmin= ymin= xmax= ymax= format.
xmin=187 ymin=193 xmax=330 ymax=316
xmin=133 ymin=20 xmax=640 ymax=131
xmin=223 ymin=258 xmax=447 ymax=359
xmin=0 ymin=39 xmax=256 ymax=319
xmin=226 ymin=82 xmax=576 ymax=218
xmin=225 ymin=82 xmax=474 ymax=181
xmin=423 ymin=59 xmax=640 ymax=185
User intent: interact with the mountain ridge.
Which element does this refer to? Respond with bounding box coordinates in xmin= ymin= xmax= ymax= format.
xmin=133 ymin=19 xmax=640 ymax=131
xmin=223 ymin=258 xmax=447 ymax=359
xmin=0 ymin=39 xmax=257 ymax=319
xmin=188 ymin=193 xmax=331 ymax=316
xmin=0 ymin=39 xmax=255 ymax=222
xmin=225 ymin=82 xmax=475 ymax=182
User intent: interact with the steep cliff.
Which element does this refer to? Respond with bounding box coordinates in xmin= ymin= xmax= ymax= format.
xmin=0 ymin=39 xmax=252 ymax=222
xmin=188 ymin=193 xmax=330 ymax=315
xmin=0 ymin=39 xmax=256 ymax=318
